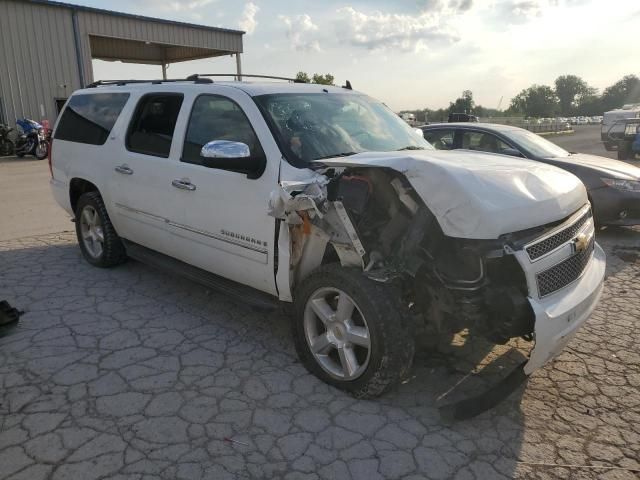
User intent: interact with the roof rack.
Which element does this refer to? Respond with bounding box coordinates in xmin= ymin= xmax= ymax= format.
xmin=86 ymin=77 xmax=212 ymax=88
xmin=190 ymin=73 xmax=307 ymax=83
xmin=86 ymin=74 xmax=352 ymax=88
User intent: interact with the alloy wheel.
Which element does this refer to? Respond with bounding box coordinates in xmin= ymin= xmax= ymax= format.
xmin=303 ymin=287 xmax=371 ymax=381
xmin=79 ymin=205 xmax=104 ymax=259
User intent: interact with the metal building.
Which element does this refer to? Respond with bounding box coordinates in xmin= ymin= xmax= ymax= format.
xmin=0 ymin=0 xmax=244 ymax=124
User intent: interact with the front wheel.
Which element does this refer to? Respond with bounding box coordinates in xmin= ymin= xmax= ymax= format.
xmin=293 ymin=265 xmax=414 ymax=398
xmin=34 ymin=141 xmax=48 ymax=160
xmin=75 ymin=192 xmax=127 ymax=268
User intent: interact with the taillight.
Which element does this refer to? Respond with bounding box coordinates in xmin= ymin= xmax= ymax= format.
xmin=48 ymin=138 xmax=53 ymax=178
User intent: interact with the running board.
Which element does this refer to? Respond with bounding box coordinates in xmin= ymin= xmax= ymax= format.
xmin=122 ymin=240 xmax=280 ymax=311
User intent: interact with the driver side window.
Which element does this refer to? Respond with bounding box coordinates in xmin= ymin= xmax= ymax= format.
xmin=182 ymin=95 xmax=264 ymax=170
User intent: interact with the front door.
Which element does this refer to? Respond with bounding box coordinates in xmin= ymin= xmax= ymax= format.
xmin=165 ymin=89 xmax=281 ymax=296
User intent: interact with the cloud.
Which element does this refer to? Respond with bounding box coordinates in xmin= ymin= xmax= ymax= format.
xmin=279 ymin=14 xmax=321 ymax=52
xmin=238 ymin=2 xmax=259 ymax=34
xmin=151 ymin=0 xmax=216 ymax=12
xmin=497 ymin=0 xmax=591 ymax=24
xmin=334 ymin=7 xmax=459 ymax=53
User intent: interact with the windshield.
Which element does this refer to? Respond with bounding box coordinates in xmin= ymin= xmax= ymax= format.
xmin=254 ymin=93 xmax=432 ymax=167
xmin=504 ymin=128 xmax=570 ymax=158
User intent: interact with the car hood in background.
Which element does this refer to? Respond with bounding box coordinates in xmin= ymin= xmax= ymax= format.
xmin=544 ymin=153 xmax=640 ymax=180
xmin=318 ymin=150 xmax=587 ymax=240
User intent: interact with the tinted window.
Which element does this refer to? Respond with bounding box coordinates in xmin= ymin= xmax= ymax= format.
xmin=127 ymin=94 xmax=183 ymax=158
xmin=182 ymin=95 xmax=264 ymax=167
xmin=55 ymin=93 xmax=129 ymax=145
xmin=423 ymin=129 xmax=455 ymax=150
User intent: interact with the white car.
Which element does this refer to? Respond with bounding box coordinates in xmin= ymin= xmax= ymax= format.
xmin=49 ymin=77 xmax=606 ymax=399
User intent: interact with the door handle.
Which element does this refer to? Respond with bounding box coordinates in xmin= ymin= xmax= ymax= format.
xmin=115 ymin=164 xmax=133 ymax=175
xmin=172 ymin=179 xmax=196 ymax=191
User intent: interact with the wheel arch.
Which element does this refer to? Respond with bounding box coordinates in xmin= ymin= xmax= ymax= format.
xmin=69 ymin=178 xmax=100 ymax=214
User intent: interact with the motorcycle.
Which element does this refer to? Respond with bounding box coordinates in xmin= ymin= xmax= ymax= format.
xmin=0 ymin=123 xmax=14 ymax=157
xmin=14 ymin=118 xmax=48 ymax=160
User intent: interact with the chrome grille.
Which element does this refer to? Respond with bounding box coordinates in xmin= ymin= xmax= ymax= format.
xmin=536 ymin=237 xmax=594 ymax=297
xmin=526 ymin=209 xmax=592 ymax=261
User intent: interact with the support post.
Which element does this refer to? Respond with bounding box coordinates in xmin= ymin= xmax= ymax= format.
xmin=161 ymin=63 xmax=167 ymax=80
xmin=236 ymin=53 xmax=242 ymax=81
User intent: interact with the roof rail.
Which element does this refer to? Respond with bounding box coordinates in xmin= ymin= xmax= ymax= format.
xmin=192 ymin=73 xmax=307 ymax=83
xmin=85 ymin=73 xmax=326 ymax=88
xmin=86 ymin=77 xmax=213 ymax=88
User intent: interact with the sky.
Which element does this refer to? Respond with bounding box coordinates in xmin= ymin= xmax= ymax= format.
xmin=76 ymin=0 xmax=640 ymax=111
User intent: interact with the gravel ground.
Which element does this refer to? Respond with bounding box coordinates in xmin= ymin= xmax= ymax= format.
xmin=0 ymin=228 xmax=639 ymax=480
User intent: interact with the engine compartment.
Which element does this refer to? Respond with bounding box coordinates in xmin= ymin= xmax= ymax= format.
xmin=270 ymin=166 xmax=536 ymax=346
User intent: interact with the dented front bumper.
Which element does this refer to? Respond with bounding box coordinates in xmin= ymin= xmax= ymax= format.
xmin=524 ymin=242 xmax=606 ymax=374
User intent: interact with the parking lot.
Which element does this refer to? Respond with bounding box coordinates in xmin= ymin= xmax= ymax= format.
xmin=1 ymin=126 xmax=639 ymax=479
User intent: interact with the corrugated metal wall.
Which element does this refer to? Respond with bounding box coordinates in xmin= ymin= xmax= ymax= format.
xmin=0 ymin=0 xmax=80 ymax=124
xmin=76 ymin=10 xmax=243 ymax=85
xmin=0 ymin=0 xmax=243 ymax=124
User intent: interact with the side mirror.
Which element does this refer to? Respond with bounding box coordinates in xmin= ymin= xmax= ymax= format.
xmin=501 ymin=147 xmax=524 ymax=158
xmin=414 ymin=128 xmax=424 ymax=138
xmin=201 ymin=140 xmax=250 ymax=159
xmin=199 ymin=140 xmax=265 ymax=179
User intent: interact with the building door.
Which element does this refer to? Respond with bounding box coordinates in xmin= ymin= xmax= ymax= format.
xmin=55 ymin=99 xmax=68 ymax=117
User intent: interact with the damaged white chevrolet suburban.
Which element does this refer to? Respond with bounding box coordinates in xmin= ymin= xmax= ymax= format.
xmin=50 ymin=76 xmax=606 ymax=400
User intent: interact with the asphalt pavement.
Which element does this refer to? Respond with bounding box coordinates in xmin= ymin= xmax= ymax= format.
xmin=0 ymin=128 xmax=639 ymax=479
xmin=0 ymin=157 xmax=72 ymax=241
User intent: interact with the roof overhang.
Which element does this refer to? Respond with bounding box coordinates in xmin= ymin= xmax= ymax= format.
xmin=89 ymin=35 xmax=234 ymax=65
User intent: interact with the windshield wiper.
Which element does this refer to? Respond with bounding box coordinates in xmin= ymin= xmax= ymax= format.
xmin=397 ymin=146 xmax=426 ymax=151
xmin=313 ymin=152 xmax=359 ymax=160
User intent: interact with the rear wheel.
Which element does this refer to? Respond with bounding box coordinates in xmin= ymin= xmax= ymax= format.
xmin=75 ymin=192 xmax=126 ymax=267
xmin=617 ymin=142 xmax=632 ymax=160
xmin=0 ymin=140 xmax=13 ymax=156
xmin=34 ymin=141 xmax=48 ymax=160
xmin=293 ymin=265 xmax=414 ymax=398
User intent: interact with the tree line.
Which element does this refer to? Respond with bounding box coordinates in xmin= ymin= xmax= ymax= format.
xmin=402 ymin=73 xmax=640 ymax=121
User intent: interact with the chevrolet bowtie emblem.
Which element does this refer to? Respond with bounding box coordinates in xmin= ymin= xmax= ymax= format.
xmin=573 ymin=233 xmax=590 ymax=254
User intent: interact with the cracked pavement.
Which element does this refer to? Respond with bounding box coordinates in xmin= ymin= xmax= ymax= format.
xmin=0 ymin=229 xmax=639 ymax=480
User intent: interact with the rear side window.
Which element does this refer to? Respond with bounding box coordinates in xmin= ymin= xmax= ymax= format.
xmin=54 ymin=93 xmax=130 ymax=145
xmin=126 ymin=94 xmax=183 ymax=158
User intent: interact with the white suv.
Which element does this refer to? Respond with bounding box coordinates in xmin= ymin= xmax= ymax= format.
xmin=50 ymin=76 xmax=606 ymax=399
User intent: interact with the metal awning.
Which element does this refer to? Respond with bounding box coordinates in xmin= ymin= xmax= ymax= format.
xmin=89 ymin=36 xmax=232 ymax=65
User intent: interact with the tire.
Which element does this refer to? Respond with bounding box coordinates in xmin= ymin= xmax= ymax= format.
xmin=16 ymin=152 xmax=24 ymax=158
xmin=0 ymin=140 xmax=13 ymax=157
xmin=34 ymin=141 xmax=48 ymax=160
xmin=603 ymin=142 xmax=615 ymax=152
xmin=293 ymin=265 xmax=414 ymax=398
xmin=617 ymin=142 xmax=632 ymax=160
xmin=75 ymin=192 xmax=127 ymax=268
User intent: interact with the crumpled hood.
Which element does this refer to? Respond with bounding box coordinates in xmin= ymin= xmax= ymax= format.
xmin=317 ymin=150 xmax=587 ymax=239
xmin=545 ymin=153 xmax=640 ymax=180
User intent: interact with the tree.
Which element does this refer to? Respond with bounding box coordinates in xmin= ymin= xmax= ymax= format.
xmin=601 ymin=74 xmax=640 ymax=111
xmin=554 ymin=75 xmax=596 ymax=115
xmin=311 ymin=73 xmax=335 ymax=85
xmin=449 ymin=90 xmax=475 ymax=114
xmin=508 ymin=85 xmax=558 ymax=117
xmin=295 ymin=71 xmax=310 ymax=83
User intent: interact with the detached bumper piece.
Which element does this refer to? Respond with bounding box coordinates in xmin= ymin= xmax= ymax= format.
xmin=0 ymin=300 xmax=22 ymax=326
xmin=438 ymin=360 xmax=528 ymax=421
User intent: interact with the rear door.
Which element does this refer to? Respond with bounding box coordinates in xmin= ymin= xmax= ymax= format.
xmin=108 ymin=91 xmax=187 ymax=255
